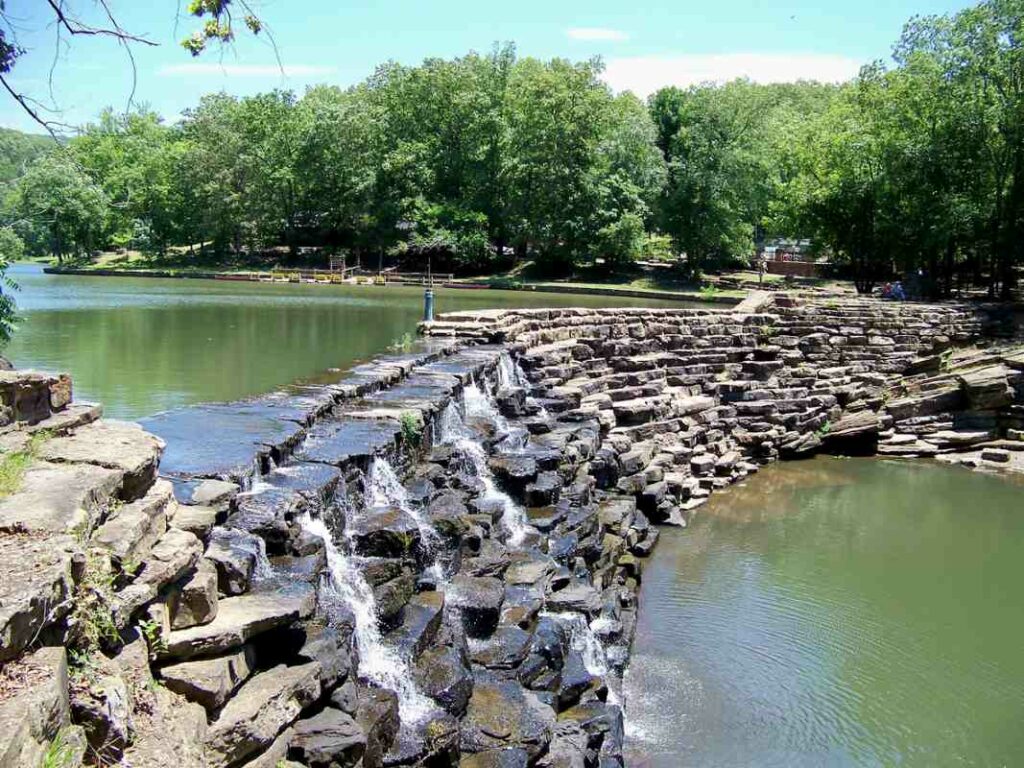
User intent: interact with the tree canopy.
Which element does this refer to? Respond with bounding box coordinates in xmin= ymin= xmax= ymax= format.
xmin=1 ymin=0 xmax=1023 ymax=299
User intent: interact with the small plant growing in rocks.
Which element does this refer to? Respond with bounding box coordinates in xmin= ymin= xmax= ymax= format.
xmin=388 ymin=332 xmax=415 ymax=352
xmin=400 ymin=411 xmax=423 ymax=448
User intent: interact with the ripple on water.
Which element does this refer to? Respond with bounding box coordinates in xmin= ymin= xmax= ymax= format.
xmin=624 ymin=457 xmax=1024 ymax=768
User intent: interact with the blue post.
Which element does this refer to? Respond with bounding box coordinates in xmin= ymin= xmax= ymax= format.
xmin=423 ymin=288 xmax=434 ymax=322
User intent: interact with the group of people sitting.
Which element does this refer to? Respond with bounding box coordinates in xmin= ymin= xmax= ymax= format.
xmin=880 ymin=281 xmax=907 ymax=300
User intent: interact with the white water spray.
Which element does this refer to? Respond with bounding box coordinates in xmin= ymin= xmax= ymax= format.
xmin=545 ymin=611 xmax=620 ymax=705
xmin=438 ymin=397 xmax=535 ymax=546
xmin=298 ymin=512 xmax=435 ymax=723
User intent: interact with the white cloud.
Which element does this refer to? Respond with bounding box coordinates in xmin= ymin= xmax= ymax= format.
xmin=602 ymin=53 xmax=862 ymax=97
xmin=567 ymin=27 xmax=629 ymax=42
xmin=158 ymin=63 xmax=336 ymax=78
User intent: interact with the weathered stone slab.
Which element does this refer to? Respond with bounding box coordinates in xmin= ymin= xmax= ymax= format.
xmin=0 ymin=460 xmax=122 ymax=535
xmin=0 ymin=646 xmax=71 ymax=765
xmin=37 ymin=419 xmax=164 ymax=500
xmin=158 ymin=583 xmax=315 ymax=661
xmin=205 ymin=662 xmax=321 ymax=767
xmin=160 ymin=645 xmax=256 ymax=711
xmin=91 ymin=478 xmax=174 ymax=564
xmin=135 ymin=527 xmax=203 ymax=589
xmin=0 ymin=533 xmax=76 ymax=662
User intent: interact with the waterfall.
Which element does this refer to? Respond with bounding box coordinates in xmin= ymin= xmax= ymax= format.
xmin=368 ymin=457 xmax=440 ymax=544
xmin=437 ymin=398 xmax=535 ymax=547
xmin=298 ymin=512 xmax=435 ymax=723
xmin=544 ymin=611 xmax=620 ymax=705
xmin=496 ymin=351 xmax=529 ymax=390
xmin=465 ymin=381 xmax=528 ymax=451
xmin=497 ymin=351 xmax=550 ymax=421
xmin=367 ymin=457 xmax=442 ymax=569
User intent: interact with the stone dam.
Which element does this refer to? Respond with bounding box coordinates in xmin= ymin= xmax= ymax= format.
xmin=0 ymin=292 xmax=1021 ymax=767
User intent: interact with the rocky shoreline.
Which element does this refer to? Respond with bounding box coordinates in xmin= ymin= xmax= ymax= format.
xmin=0 ymin=292 xmax=1021 ymax=767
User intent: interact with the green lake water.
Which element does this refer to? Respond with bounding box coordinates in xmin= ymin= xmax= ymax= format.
xmin=5 ymin=263 xmax=693 ymax=419
xmin=624 ymin=457 xmax=1024 ymax=767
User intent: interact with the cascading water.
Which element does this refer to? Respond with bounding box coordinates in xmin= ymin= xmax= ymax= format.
xmin=298 ymin=511 xmax=435 ymax=723
xmin=544 ymin=611 xmax=621 ymax=705
xmin=496 ymin=351 xmax=550 ymax=421
xmin=437 ymin=397 xmax=535 ymax=546
xmin=367 ymin=457 xmax=443 ymax=578
xmin=465 ymin=379 xmax=528 ymax=452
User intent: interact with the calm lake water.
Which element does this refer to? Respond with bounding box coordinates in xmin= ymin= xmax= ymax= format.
xmin=5 ymin=262 xmax=691 ymax=419
xmin=624 ymin=457 xmax=1024 ymax=768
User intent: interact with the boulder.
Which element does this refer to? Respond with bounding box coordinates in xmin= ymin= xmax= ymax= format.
xmin=288 ymin=708 xmax=366 ymax=768
xmin=413 ymin=645 xmax=474 ymax=716
xmin=461 ymin=749 xmax=530 ymax=768
xmin=160 ymin=645 xmax=256 ymax=711
xmin=447 ymin=575 xmax=504 ymax=638
xmin=135 ymin=527 xmax=203 ymax=590
xmin=488 ymin=455 xmax=538 ymax=495
xmin=525 ymin=473 xmax=562 ymax=507
xmin=170 ymin=504 xmax=219 ymax=539
xmin=347 ymin=507 xmax=421 ymax=560
xmin=297 ymin=625 xmax=355 ymax=689
xmin=166 ymin=558 xmax=219 ymax=629
xmin=386 ymin=590 xmax=444 ymax=659
xmin=205 ymin=527 xmax=266 ymax=596
xmin=545 ymin=584 xmax=602 ymax=617
xmin=158 ymin=583 xmax=315 ymax=661
xmin=354 ymin=686 xmax=399 ymax=768
xmin=469 ymin=625 xmax=533 ymax=670
xmin=204 ymin=662 xmax=322 ymax=768
xmin=461 ymin=680 xmax=555 ymax=759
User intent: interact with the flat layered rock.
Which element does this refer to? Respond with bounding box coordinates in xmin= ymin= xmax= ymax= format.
xmin=0 ymin=460 xmax=122 ymax=535
xmin=158 ymin=583 xmax=315 ymax=661
xmin=0 ymin=533 xmax=76 ymax=662
xmin=205 ymin=662 xmax=321 ymax=768
xmin=37 ymin=419 xmax=163 ymax=499
xmin=0 ymin=646 xmax=71 ymax=765
xmin=160 ymin=645 xmax=256 ymax=711
xmin=91 ymin=478 xmax=174 ymax=564
xmin=143 ymin=404 xmax=304 ymax=482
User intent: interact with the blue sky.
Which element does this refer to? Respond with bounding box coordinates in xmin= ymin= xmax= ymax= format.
xmin=2 ymin=0 xmax=976 ymax=133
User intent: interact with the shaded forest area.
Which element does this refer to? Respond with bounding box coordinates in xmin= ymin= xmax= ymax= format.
xmin=1 ymin=0 xmax=1023 ymax=299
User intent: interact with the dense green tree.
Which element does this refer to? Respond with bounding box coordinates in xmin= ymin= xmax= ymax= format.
xmin=10 ymin=154 xmax=108 ymax=262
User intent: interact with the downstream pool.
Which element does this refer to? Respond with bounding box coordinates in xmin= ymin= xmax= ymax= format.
xmin=624 ymin=457 xmax=1024 ymax=768
xmin=5 ymin=263 xmax=694 ymax=419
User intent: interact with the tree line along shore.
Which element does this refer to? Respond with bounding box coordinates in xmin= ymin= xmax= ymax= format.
xmin=1 ymin=0 xmax=1022 ymax=316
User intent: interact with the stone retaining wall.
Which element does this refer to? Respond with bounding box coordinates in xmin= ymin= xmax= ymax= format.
xmin=1 ymin=293 xmax=1020 ymax=768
